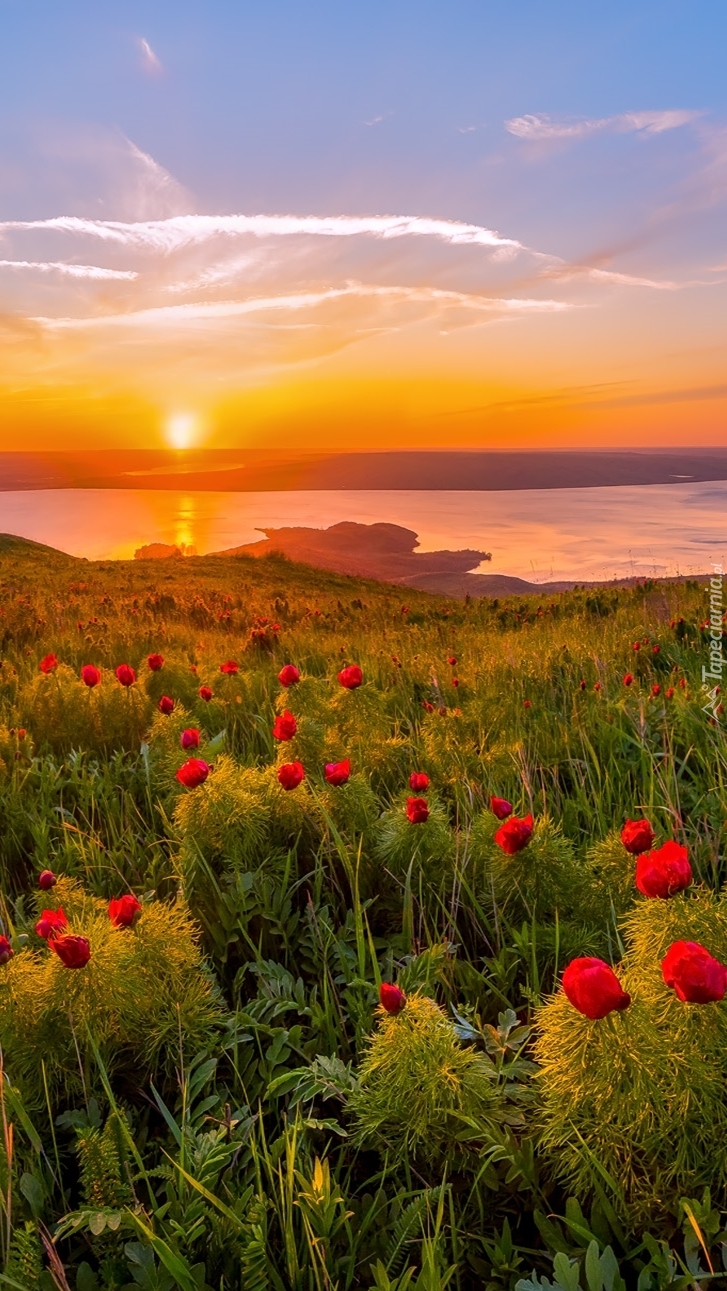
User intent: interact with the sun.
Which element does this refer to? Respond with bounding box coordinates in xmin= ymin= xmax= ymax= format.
xmin=165 ymin=412 xmax=198 ymax=450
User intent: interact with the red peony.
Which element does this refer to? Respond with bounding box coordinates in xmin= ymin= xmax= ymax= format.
xmin=35 ymin=907 xmax=68 ymax=940
xmin=158 ymin=695 xmax=175 ymax=715
xmin=50 ymin=934 xmax=91 ymax=969
xmin=220 ymin=660 xmax=239 ymax=675
xmin=0 ymin=936 xmax=14 ymax=965
xmin=115 ymin=664 xmax=136 ymax=688
xmin=621 ymin=818 xmax=655 ymax=855
xmin=180 ymin=727 xmax=200 ymax=750
xmin=108 ymin=894 xmax=142 ymax=928
xmin=199 ymin=685 xmax=213 ymax=702
xmin=422 ymin=700 xmax=435 ymax=713
xmin=81 ymin=664 xmax=100 ymax=688
xmin=406 ymin=796 xmax=429 ymax=824
xmin=494 ymin=813 xmax=534 ymax=855
xmin=338 ymin=664 xmax=363 ymax=690
xmin=409 ymin=772 xmax=430 ymax=792
xmin=175 ymin=758 xmax=210 ymax=789
xmin=147 ymin=653 xmax=164 ymax=671
xmin=651 ymin=684 xmax=661 ymax=697
xmin=490 ymin=796 xmax=513 ymax=820
xmin=278 ymin=761 xmax=305 ymax=791
xmin=662 ymin=941 xmax=727 ymax=1003
xmin=523 ymin=699 xmax=532 ymax=709
xmin=273 ymin=710 xmax=297 ymax=741
xmin=623 ymin=673 xmax=634 ymax=687
xmin=278 ymin=664 xmax=301 ymax=687
xmin=39 ymin=653 xmax=58 ymax=674
xmin=324 ymin=759 xmax=351 ymax=786
xmin=635 ymin=840 xmax=692 ymax=899
xmin=562 ymin=957 xmax=631 ymax=1019
xmin=38 ymin=869 xmax=57 ymax=890
xmin=379 ymin=982 xmax=406 ymax=1014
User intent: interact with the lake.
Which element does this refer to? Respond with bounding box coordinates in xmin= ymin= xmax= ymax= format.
xmin=1 ymin=482 xmax=725 ymax=583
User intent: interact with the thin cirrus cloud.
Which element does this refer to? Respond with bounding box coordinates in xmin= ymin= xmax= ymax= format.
xmin=138 ymin=37 xmax=163 ymax=74
xmin=505 ymin=109 xmax=703 ymax=141
xmin=0 ymin=259 xmax=138 ymax=280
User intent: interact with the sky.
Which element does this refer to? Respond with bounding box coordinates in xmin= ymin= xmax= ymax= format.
xmin=0 ymin=0 xmax=726 ymax=453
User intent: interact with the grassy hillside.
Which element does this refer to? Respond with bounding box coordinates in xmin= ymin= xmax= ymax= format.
xmin=0 ymin=546 xmax=725 ymax=1289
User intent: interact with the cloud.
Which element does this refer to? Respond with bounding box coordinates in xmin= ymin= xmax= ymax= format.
xmin=0 ymin=259 xmax=138 ymax=280
xmin=539 ymin=265 xmax=679 ymax=289
xmin=505 ymin=109 xmax=702 ymax=141
xmin=138 ymin=37 xmax=163 ymax=74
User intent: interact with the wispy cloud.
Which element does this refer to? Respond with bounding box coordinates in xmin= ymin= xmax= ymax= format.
xmin=0 ymin=259 xmax=138 ymax=280
xmin=138 ymin=37 xmax=163 ymax=74
xmin=505 ymin=109 xmax=702 ymax=141
xmin=540 ymin=265 xmax=679 ymax=289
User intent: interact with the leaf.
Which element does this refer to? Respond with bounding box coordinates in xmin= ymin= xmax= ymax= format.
xmin=19 ymin=1170 xmax=45 ymax=1216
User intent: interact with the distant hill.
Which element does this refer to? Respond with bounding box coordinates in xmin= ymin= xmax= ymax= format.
xmin=0 ymin=533 xmax=75 ymax=558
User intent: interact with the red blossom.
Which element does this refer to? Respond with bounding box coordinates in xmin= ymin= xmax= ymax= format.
xmin=199 ymin=685 xmax=213 ymax=702
xmin=562 ymin=957 xmax=631 ymax=1019
xmin=158 ymin=695 xmax=175 ymax=715
xmin=108 ymin=894 xmax=142 ymax=928
xmin=180 ymin=728 xmax=200 ymax=750
xmin=175 ymin=758 xmax=210 ymax=789
xmin=494 ymin=814 xmax=534 ymax=855
xmin=220 ymin=660 xmax=239 ymax=675
xmin=379 ymin=982 xmax=406 ymax=1014
xmin=406 ymin=797 xmax=429 ymax=824
xmin=81 ymin=664 xmax=100 ymax=688
xmin=635 ymin=841 xmax=691 ymax=899
xmin=278 ymin=761 xmax=305 ymax=791
xmin=272 ymin=710 xmax=297 ymax=741
xmin=38 ymin=870 xmax=57 ymax=890
xmin=39 ymin=653 xmax=58 ymax=674
xmin=115 ymin=664 xmax=136 ymax=688
xmin=623 ymin=673 xmax=634 ymax=687
xmin=324 ymin=759 xmax=351 ymax=786
xmin=490 ymin=796 xmax=513 ymax=820
xmin=35 ymin=908 xmax=68 ymax=940
xmin=621 ymin=818 xmax=655 ymax=855
xmin=50 ymin=935 xmax=91 ymax=969
xmin=278 ymin=664 xmax=300 ymax=687
xmin=662 ymin=941 xmax=727 ymax=1003
xmin=147 ymin=653 xmax=164 ymax=671
xmin=338 ymin=664 xmax=363 ymax=689
xmin=409 ymin=772 xmax=429 ymax=792
xmin=0 ymin=936 xmax=13 ymax=965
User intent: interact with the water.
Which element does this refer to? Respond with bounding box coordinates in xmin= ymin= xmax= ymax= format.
xmin=1 ymin=482 xmax=725 ymax=583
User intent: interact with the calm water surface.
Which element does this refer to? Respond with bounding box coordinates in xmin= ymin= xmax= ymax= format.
xmin=2 ymin=483 xmax=725 ymax=583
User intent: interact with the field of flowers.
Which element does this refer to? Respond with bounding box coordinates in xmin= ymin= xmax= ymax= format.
xmin=0 ymin=539 xmax=725 ymax=1290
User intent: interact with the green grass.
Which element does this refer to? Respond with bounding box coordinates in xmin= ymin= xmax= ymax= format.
xmin=0 ymin=545 xmax=725 ymax=1289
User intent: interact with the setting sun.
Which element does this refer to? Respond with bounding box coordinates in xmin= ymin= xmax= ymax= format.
xmin=166 ymin=412 xmax=198 ymax=450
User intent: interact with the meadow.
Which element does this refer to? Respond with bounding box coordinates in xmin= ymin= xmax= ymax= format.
xmin=0 ymin=535 xmax=725 ymax=1290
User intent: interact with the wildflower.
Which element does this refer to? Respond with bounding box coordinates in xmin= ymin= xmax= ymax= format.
xmin=278 ymin=664 xmax=300 ymax=687
xmin=338 ymin=664 xmax=363 ymax=689
xmin=447 ymin=655 xmax=457 ymax=666
xmin=38 ymin=870 xmax=57 ymax=890
xmin=81 ymin=664 xmax=100 ymax=688
xmin=108 ymin=894 xmax=142 ymax=928
xmin=665 ymin=686 xmax=675 ymax=699
xmin=273 ymin=710 xmax=297 ymax=741
xmin=661 ymin=941 xmax=727 ymax=1003
xmin=16 ymin=729 xmax=26 ymax=740
xmin=579 ymin=679 xmax=586 ymax=690
xmin=0 ymin=936 xmax=13 ymax=965
xmin=562 ymin=957 xmax=631 ymax=1019
xmin=635 ymin=841 xmax=691 ymax=899
xmin=632 ymin=642 xmax=641 ymax=652
xmin=594 ymin=681 xmax=601 ymax=692
xmin=651 ymin=684 xmax=661 ymax=697
xmin=623 ymin=673 xmax=634 ymax=687
xmin=220 ymin=660 xmax=239 ymax=675
xmin=147 ymin=653 xmax=164 ymax=671
xmin=180 ymin=728 xmax=200 ymax=750
xmin=621 ymin=818 xmax=655 ymax=855
xmin=39 ymin=653 xmax=58 ymax=674
xmin=278 ymin=761 xmax=305 ymax=791
xmin=409 ymin=771 xmax=429 ymax=792
xmin=199 ymin=685 xmax=213 ymax=702
xmin=523 ymin=699 xmax=531 ymax=709
xmin=50 ymin=935 xmax=91 ymax=969
xmin=490 ymin=796 xmax=512 ymax=820
xmin=451 ymin=677 xmax=460 ymax=688
xmin=379 ymin=982 xmax=406 ymax=1014
xmin=652 ymin=644 xmax=660 ymax=654
xmin=175 ymin=759 xmax=210 ymax=789
xmin=406 ymin=797 xmax=429 ymax=824
xmin=494 ymin=814 xmax=534 ymax=855
xmin=324 ymin=759 xmax=351 ymax=786
xmin=679 ymin=678 xmax=687 ymax=689
xmin=35 ymin=908 xmax=68 ymax=940
xmin=115 ymin=664 xmax=136 ymax=687
xmin=158 ymin=695 xmax=175 ymax=715
xmin=422 ymin=700 xmax=435 ymax=712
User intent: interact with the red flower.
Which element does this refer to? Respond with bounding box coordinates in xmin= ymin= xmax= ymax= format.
xmin=409 ymin=771 xmax=429 ymax=792
xmin=379 ymin=982 xmax=406 ymax=1014
xmin=278 ymin=664 xmax=300 ymax=687
xmin=406 ymin=797 xmax=429 ymax=824
xmin=490 ymin=796 xmax=513 ymax=820
xmin=621 ymin=818 xmax=655 ymax=855
xmin=651 ymin=684 xmax=661 ymax=697
xmin=158 ymin=695 xmax=175 ymax=715
xmin=273 ymin=710 xmax=297 ymax=741
xmin=562 ymin=957 xmax=631 ymax=1019
xmin=39 ymin=653 xmax=58 ymax=674
xmin=81 ymin=664 xmax=100 ymax=688
xmin=662 ymin=941 xmax=727 ymax=1003
xmin=278 ymin=761 xmax=305 ymax=791
xmin=665 ymin=686 xmax=675 ymax=699
xmin=623 ymin=673 xmax=634 ymax=687
xmin=652 ymin=644 xmax=661 ymax=654
xmin=447 ymin=655 xmax=457 ymax=666
xmin=38 ymin=869 xmax=57 ymax=891
xmin=632 ymin=641 xmax=641 ymax=652
xmin=50 ymin=934 xmax=91 ymax=969
xmin=338 ymin=664 xmax=363 ymax=690
xmin=147 ymin=653 xmax=164 ymax=672
xmin=579 ymin=679 xmax=586 ymax=690
xmin=523 ymin=699 xmax=532 ymax=709
xmin=175 ymin=758 xmax=210 ymax=789
xmin=115 ymin=664 xmax=136 ymax=688
xmin=451 ymin=677 xmax=459 ymax=688
xmin=180 ymin=728 xmax=200 ymax=750
xmin=594 ymin=681 xmax=602 ymax=692
xmin=324 ymin=759 xmax=351 ymax=786
xmin=199 ymin=685 xmax=213 ymax=702
xmin=0 ymin=936 xmax=14 ymax=965
xmin=35 ymin=907 xmax=68 ymax=940
xmin=635 ymin=840 xmax=692 ymax=899
xmin=220 ymin=660 xmax=239 ymax=675
xmin=494 ymin=814 xmax=534 ymax=855
xmin=422 ymin=700 xmax=435 ymax=713
xmin=108 ymin=894 xmax=142 ymax=928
